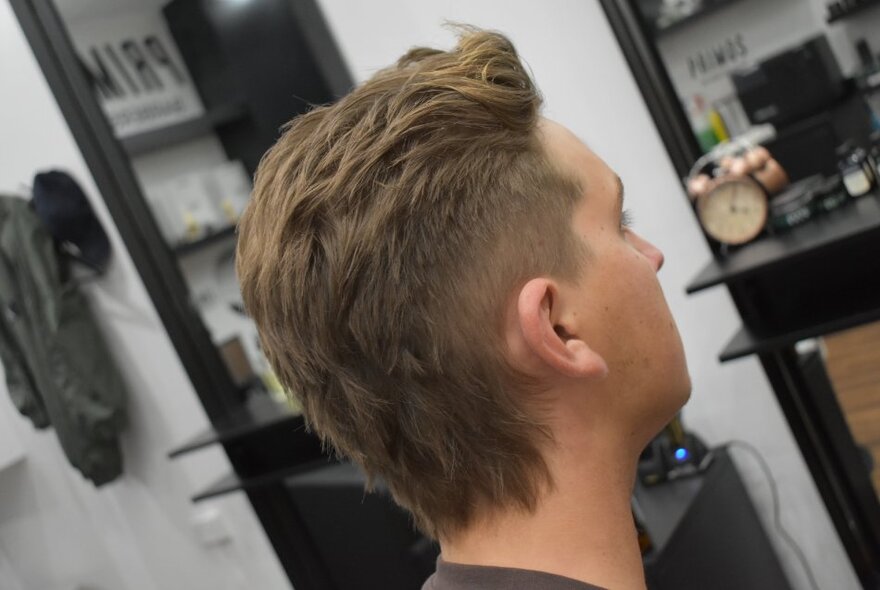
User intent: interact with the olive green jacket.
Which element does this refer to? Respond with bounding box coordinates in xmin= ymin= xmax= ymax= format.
xmin=0 ymin=194 xmax=125 ymax=485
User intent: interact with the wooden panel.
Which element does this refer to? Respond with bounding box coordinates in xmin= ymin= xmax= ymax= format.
xmin=824 ymin=322 xmax=880 ymax=498
xmin=845 ymin=406 xmax=880 ymax=447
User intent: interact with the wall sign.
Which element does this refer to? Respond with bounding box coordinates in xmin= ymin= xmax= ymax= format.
xmin=70 ymin=12 xmax=205 ymax=138
xmin=687 ymin=33 xmax=749 ymax=81
xmin=655 ymin=0 xmax=832 ymax=107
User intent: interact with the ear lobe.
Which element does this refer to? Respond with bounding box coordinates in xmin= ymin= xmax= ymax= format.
xmin=516 ymin=279 xmax=609 ymax=379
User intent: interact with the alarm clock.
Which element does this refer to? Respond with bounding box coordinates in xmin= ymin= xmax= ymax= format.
xmin=695 ymin=176 xmax=768 ymax=245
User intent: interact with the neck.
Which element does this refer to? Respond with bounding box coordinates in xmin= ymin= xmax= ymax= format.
xmin=440 ymin=424 xmax=646 ymax=590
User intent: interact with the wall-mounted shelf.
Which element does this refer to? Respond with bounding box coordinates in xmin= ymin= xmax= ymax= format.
xmin=168 ymin=392 xmax=326 ymax=503
xmin=684 ymin=191 xmax=880 ymax=363
xmin=652 ymin=0 xmax=744 ymax=37
xmin=172 ymin=225 xmax=237 ymax=257
xmin=120 ymin=102 xmax=247 ymax=157
xmin=192 ymin=458 xmax=334 ymax=502
xmin=686 ymin=193 xmax=880 ymax=295
xmin=168 ymin=393 xmax=300 ymax=459
xmin=827 ymin=0 xmax=880 ymax=23
xmin=719 ymin=304 xmax=880 ymax=362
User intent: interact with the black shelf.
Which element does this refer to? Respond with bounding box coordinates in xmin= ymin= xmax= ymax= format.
xmin=168 ymin=393 xmax=301 ymax=459
xmin=172 ymin=225 xmax=237 ymax=257
xmin=652 ymin=0 xmax=744 ymax=37
xmin=192 ymin=458 xmax=334 ymax=502
xmin=686 ymin=193 xmax=880 ymax=295
xmin=827 ymin=0 xmax=880 ymax=23
xmin=120 ymin=102 xmax=247 ymax=157
xmin=719 ymin=304 xmax=880 ymax=362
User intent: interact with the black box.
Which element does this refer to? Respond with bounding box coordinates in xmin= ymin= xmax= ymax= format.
xmin=733 ymin=35 xmax=845 ymax=128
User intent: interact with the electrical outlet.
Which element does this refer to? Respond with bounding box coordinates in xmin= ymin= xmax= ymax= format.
xmin=191 ymin=506 xmax=232 ymax=547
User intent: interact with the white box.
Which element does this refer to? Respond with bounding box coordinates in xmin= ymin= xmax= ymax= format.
xmin=163 ymin=170 xmax=226 ymax=242
xmin=203 ymin=160 xmax=253 ymax=224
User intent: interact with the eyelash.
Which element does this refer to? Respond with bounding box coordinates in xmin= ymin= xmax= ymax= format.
xmin=620 ymin=209 xmax=634 ymax=230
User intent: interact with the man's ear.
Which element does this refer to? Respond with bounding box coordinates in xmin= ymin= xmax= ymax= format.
xmin=513 ymin=278 xmax=609 ymax=379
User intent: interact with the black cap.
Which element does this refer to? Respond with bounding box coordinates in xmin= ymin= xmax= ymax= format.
xmin=32 ymin=170 xmax=111 ymax=270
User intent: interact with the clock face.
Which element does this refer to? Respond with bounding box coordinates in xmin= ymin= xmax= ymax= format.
xmin=696 ymin=178 xmax=768 ymax=245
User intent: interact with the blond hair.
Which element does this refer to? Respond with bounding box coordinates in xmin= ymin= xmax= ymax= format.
xmin=236 ymin=28 xmax=583 ymax=539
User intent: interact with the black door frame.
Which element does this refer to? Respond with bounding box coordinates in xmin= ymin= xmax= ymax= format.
xmin=598 ymin=1 xmax=880 ymax=587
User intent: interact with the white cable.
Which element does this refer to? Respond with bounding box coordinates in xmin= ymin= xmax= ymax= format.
xmin=726 ymin=440 xmax=821 ymax=590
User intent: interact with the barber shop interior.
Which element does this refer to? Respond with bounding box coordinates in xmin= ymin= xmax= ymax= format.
xmin=2 ymin=0 xmax=880 ymax=588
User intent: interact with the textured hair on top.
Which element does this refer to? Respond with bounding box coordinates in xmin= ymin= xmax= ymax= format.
xmin=236 ymin=27 xmax=585 ymax=539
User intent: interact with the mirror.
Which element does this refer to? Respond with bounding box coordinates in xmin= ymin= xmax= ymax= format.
xmin=54 ymin=0 xmax=349 ymax=407
xmin=631 ymin=0 xmax=880 ymax=504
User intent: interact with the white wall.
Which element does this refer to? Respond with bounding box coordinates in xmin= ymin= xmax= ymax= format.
xmin=0 ymin=2 xmax=290 ymax=589
xmin=655 ymin=0 xmax=880 ymax=113
xmin=315 ymin=1 xmax=860 ymax=589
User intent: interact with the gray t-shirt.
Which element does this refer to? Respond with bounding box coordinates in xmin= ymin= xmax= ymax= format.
xmin=422 ymin=559 xmax=606 ymax=589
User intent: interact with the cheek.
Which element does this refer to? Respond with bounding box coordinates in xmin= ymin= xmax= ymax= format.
xmin=616 ymin=250 xmax=664 ymax=314
xmin=586 ymin=268 xmax=638 ymax=343
xmin=601 ymin=252 xmax=675 ymax=358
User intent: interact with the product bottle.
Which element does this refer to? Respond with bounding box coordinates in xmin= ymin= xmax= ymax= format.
xmin=686 ymin=95 xmax=719 ymax=154
xmin=708 ymin=108 xmax=730 ymax=143
xmin=837 ymin=142 xmax=874 ymax=198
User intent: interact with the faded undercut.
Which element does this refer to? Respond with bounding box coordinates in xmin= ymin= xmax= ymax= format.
xmin=236 ymin=27 xmax=584 ymax=539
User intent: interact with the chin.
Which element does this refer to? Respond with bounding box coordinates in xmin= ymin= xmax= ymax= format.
xmin=630 ymin=348 xmax=693 ymax=444
xmin=645 ymin=374 xmax=692 ymax=440
xmin=665 ymin=370 xmax=693 ymax=422
xmin=668 ymin=342 xmax=692 ymax=410
xmin=676 ymin=372 xmax=693 ymax=409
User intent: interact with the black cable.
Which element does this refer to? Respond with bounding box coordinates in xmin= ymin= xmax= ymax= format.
xmin=725 ymin=440 xmax=821 ymax=590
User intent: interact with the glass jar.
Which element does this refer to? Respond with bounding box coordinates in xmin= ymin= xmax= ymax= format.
xmin=837 ymin=142 xmax=874 ymax=198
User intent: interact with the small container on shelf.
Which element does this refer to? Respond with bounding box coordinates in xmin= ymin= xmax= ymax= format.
xmin=812 ymin=174 xmax=850 ymax=214
xmin=685 ymin=94 xmax=720 ymax=154
xmin=769 ymin=177 xmax=818 ymax=231
xmin=836 ymin=141 xmax=875 ymax=198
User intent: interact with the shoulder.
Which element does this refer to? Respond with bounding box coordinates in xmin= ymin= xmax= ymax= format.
xmin=423 ymin=559 xmax=606 ymax=590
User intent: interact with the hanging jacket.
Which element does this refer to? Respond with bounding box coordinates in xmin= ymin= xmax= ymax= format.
xmin=0 ymin=193 xmax=126 ymax=485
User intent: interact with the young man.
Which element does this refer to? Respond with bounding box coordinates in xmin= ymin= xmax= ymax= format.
xmin=237 ymin=27 xmax=691 ymax=590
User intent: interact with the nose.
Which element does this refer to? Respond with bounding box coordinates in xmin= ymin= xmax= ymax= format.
xmin=630 ymin=230 xmax=665 ymax=272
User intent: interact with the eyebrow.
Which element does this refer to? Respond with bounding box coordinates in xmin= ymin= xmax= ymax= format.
xmin=616 ymin=176 xmax=625 ymax=212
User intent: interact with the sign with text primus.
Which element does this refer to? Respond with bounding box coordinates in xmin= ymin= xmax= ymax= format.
xmin=686 ymin=33 xmax=748 ymax=82
xmin=71 ymin=12 xmax=204 ymax=138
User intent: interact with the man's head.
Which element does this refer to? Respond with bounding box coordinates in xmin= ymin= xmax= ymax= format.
xmin=236 ymin=28 xmax=689 ymax=541
xmin=516 ymin=119 xmax=691 ymax=448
